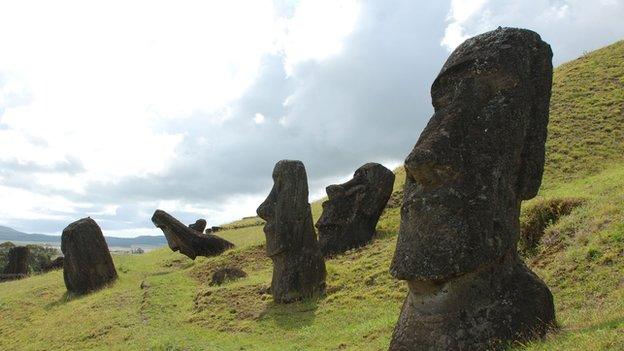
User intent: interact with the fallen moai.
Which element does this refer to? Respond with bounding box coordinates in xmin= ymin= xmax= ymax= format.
xmin=316 ymin=162 xmax=394 ymax=256
xmin=62 ymin=218 xmax=117 ymax=294
xmin=257 ymin=160 xmax=326 ymax=303
xmin=43 ymin=256 xmax=65 ymax=272
xmin=389 ymin=27 xmax=556 ymax=350
xmin=152 ymin=209 xmax=234 ymax=260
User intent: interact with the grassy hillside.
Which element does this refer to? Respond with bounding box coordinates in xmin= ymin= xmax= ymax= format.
xmin=543 ymin=40 xmax=624 ymax=187
xmin=1 ymin=42 xmax=623 ymax=350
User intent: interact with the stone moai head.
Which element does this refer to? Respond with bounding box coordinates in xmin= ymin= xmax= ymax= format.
xmin=257 ymin=160 xmax=315 ymax=257
xmin=189 ymin=219 xmax=207 ymax=233
xmin=391 ymin=28 xmax=553 ymax=281
xmin=316 ymin=163 xmax=395 ymax=255
xmin=3 ymin=246 xmax=30 ymax=277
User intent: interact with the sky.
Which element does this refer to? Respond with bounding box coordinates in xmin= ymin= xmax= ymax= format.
xmin=1 ymin=0 xmax=623 ymax=237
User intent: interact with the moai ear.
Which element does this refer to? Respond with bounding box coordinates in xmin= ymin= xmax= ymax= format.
xmin=517 ymin=111 xmax=549 ymax=200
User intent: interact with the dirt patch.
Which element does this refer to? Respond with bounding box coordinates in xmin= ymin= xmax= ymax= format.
xmin=189 ymin=245 xmax=270 ymax=283
xmin=191 ymin=283 xmax=271 ymax=332
xmin=519 ymin=197 xmax=585 ymax=257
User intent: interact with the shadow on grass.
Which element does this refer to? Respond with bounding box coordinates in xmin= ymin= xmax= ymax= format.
xmin=44 ymin=291 xmax=87 ymax=310
xmin=260 ymin=298 xmax=320 ymax=330
xmin=44 ymin=279 xmax=120 ymax=310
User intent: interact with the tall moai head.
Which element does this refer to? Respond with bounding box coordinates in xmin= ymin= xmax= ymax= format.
xmin=316 ymin=162 xmax=395 ymax=256
xmin=257 ymin=160 xmax=314 ymax=257
xmin=257 ymin=160 xmax=326 ymax=303
xmin=391 ymin=27 xmax=553 ymax=281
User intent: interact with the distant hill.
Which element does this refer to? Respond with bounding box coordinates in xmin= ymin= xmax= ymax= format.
xmin=0 ymin=225 xmax=167 ymax=248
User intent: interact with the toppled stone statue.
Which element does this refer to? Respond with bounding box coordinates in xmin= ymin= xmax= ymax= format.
xmin=44 ymin=256 xmax=65 ymax=272
xmin=1 ymin=246 xmax=29 ymax=281
xmin=316 ymin=163 xmax=394 ymax=256
xmin=389 ymin=27 xmax=556 ymax=350
xmin=62 ymin=218 xmax=117 ymax=294
xmin=257 ymin=160 xmax=326 ymax=303
xmin=210 ymin=267 xmax=247 ymax=286
xmin=188 ymin=219 xmax=207 ymax=233
xmin=152 ymin=210 xmax=234 ymax=260
xmin=204 ymin=226 xmax=221 ymax=234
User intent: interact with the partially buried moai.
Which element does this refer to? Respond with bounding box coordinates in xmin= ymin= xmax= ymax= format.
xmin=257 ymin=160 xmax=326 ymax=303
xmin=2 ymin=246 xmax=30 ymax=281
xmin=188 ymin=219 xmax=207 ymax=233
xmin=316 ymin=163 xmax=394 ymax=256
xmin=389 ymin=27 xmax=556 ymax=350
xmin=62 ymin=217 xmax=117 ymax=294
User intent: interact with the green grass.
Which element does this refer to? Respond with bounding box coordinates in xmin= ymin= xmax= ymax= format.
xmin=1 ymin=41 xmax=624 ymax=350
xmin=543 ymin=40 xmax=624 ymax=188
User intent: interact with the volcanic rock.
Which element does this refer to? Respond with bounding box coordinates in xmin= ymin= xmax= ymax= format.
xmin=316 ymin=163 xmax=394 ymax=256
xmin=152 ymin=210 xmax=234 ymax=260
xmin=61 ymin=218 xmax=117 ymax=294
xmin=188 ymin=219 xmax=207 ymax=233
xmin=389 ymin=27 xmax=556 ymax=350
xmin=1 ymin=246 xmax=29 ymax=281
xmin=210 ymin=267 xmax=247 ymax=286
xmin=257 ymin=160 xmax=326 ymax=303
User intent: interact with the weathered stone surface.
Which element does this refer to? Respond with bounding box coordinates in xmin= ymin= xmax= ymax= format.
xmin=188 ymin=219 xmax=207 ymax=233
xmin=389 ymin=27 xmax=555 ymax=350
xmin=1 ymin=246 xmax=29 ymax=281
xmin=316 ymin=163 xmax=394 ymax=256
xmin=152 ymin=209 xmax=234 ymax=260
xmin=210 ymin=267 xmax=247 ymax=286
xmin=391 ymin=253 xmax=555 ymax=350
xmin=62 ymin=218 xmax=117 ymax=294
xmin=257 ymin=160 xmax=326 ymax=303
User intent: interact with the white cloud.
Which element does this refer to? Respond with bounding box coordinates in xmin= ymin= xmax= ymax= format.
xmin=441 ymin=0 xmax=489 ymax=49
xmin=441 ymin=0 xmax=624 ymax=64
xmin=2 ymin=0 xmax=623 ymax=237
xmin=254 ymin=113 xmax=266 ymax=124
xmin=0 ymin=0 xmax=365 ymax=236
xmin=278 ymin=0 xmax=360 ymax=74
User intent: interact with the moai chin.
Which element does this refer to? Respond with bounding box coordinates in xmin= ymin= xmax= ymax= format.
xmin=316 ymin=162 xmax=395 ymax=256
xmin=257 ymin=160 xmax=326 ymax=303
xmin=389 ymin=27 xmax=556 ymax=350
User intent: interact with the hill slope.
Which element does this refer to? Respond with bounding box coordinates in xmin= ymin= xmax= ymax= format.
xmin=543 ymin=40 xmax=624 ymax=187
xmin=1 ymin=42 xmax=623 ymax=350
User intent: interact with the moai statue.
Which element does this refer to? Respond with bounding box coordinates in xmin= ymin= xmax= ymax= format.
xmin=2 ymin=246 xmax=30 ymax=281
xmin=257 ymin=160 xmax=326 ymax=303
xmin=389 ymin=27 xmax=556 ymax=350
xmin=62 ymin=218 xmax=117 ymax=294
xmin=152 ymin=210 xmax=234 ymax=260
xmin=188 ymin=219 xmax=207 ymax=233
xmin=316 ymin=163 xmax=395 ymax=256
